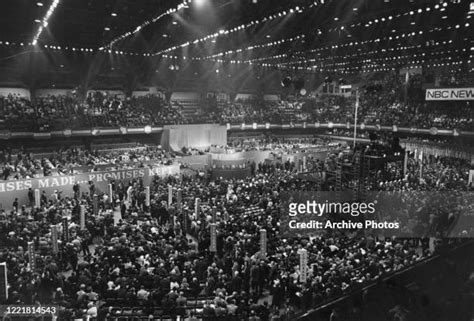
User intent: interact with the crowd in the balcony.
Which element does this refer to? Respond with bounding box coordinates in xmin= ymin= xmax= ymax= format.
xmin=0 ymin=74 xmax=472 ymax=132
xmin=0 ymin=92 xmax=186 ymax=131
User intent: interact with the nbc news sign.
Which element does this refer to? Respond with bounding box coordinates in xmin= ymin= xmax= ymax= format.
xmin=426 ymin=88 xmax=474 ymax=101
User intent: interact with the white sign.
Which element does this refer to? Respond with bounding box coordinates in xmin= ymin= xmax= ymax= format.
xmin=80 ymin=205 xmax=86 ymax=230
xmin=145 ymin=187 xmax=150 ymax=207
xmin=260 ymin=229 xmax=267 ymax=258
xmin=426 ymin=88 xmax=474 ymax=101
xmin=28 ymin=241 xmax=36 ymax=270
xmin=210 ymin=223 xmax=217 ymax=252
xmin=0 ymin=262 xmax=8 ymax=302
xmin=51 ymin=225 xmax=59 ymax=254
xmin=168 ymin=185 xmax=173 ymax=207
xmin=195 ymin=198 xmax=200 ymax=219
xmin=299 ymin=249 xmax=308 ymax=283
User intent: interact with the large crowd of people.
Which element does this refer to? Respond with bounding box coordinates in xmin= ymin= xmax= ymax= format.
xmin=0 ymin=74 xmax=472 ymax=132
xmin=0 ymin=134 xmax=472 ymax=320
xmin=0 ymin=144 xmax=173 ymax=181
xmin=0 ymin=92 xmax=186 ymax=131
xmin=0 ymin=73 xmax=472 ymax=321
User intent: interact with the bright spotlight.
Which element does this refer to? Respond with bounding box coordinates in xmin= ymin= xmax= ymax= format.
xmin=194 ymin=0 xmax=206 ymax=7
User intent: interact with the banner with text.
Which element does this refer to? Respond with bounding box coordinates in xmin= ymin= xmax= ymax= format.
xmin=426 ymin=88 xmax=474 ymax=101
xmin=0 ymin=165 xmax=179 ymax=210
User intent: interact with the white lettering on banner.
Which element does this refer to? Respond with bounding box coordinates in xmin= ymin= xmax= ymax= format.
xmin=38 ymin=176 xmax=75 ymax=188
xmin=149 ymin=165 xmax=180 ymax=177
xmin=0 ymin=167 xmax=164 ymax=195
xmin=89 ymin=169 xmax=146 ymax=182
xmin=0 ymin=180 xmax=33 ymax=192
xmin=426 ymin=88 xmax=474 ymax=101
xmin=299 ymin=249 xmax=308 ymax=283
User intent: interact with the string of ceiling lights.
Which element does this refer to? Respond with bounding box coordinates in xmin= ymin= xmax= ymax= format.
xmin=102 ymin=0 xmax=192 ymax=50
xmin=325 ymin=2 xmax=456 ymax=33
xmin=189 ymin=21 xmax=469 ymax=66
xmin=153 ymin=0 xmax=462 ymax=57
xmin=153 ymin=2 xmax=322 ymax=56
xmin=188 ymin=35 xmax=470 ymax=74
xmin=159 ymin=41 xmax=460 ymax=67
xmin=336 ymin=59 xmax=468 ymax=74
xmin=278 ymin=57 xmax=468 ymax=74
xmin=157 ymin=49 xmax=468 ymax=74
xmin=241 ymin=41 xmax=457 ymax=65
xmin=1 ymin=0 xmax=467 ymax=75
xmin=176 ymin=2 xmax=467 ymax=66
xmin=0 ymin=41 xmax=152 ymax=56
xmin=274 ymin=46 xmax=465 ymax=67
xmin=201 ymin=52 xmax=468 ymax=73
xmin=193 ymin=35 xmax=306 ymax=61
xmin=32 ymin=0 xmax=61 ymax=45
xmin=307 ymin=52 xmax=467 ymax=69
xmin=1 ymin=21 xmax=464 ymax=64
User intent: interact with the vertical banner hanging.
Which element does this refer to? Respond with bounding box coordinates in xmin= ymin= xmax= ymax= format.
xmin=419 ymin=150 xmax=424 ymax=179
xmin=195 ymin=198 xmax=200 ymax=219
xmin=260 ymin=229 xmax=267 ymax=258
xmin=80 ymin=205 xmax=86 ymax=230
xmin=51 ymin=225 xmax=59 ymax=254
xmin=93 ymin=195 xmax=98 ymax=215
xmin=182 ymin=211 xmax=188 ymax=233
xmin=62 ymin=217 xmax=69 ymax=242
xmin=212 ymin=206 xmax=217 ymax=223
xmin=210 ymin=223 xmax=217 ymax=252
xmin=34 ymin=189 xmax=40 ymax=208
xmin=299 ymin=249 xmax=308 ymax=283
xmin=0 ymin=262 xmax=7 ymax=303
xmin=27 ymin=241 xmax=36 ymax=271
xmin=403 ymin=150 xmax=408 ymax=176
xmin=108 ymin=184 xmax=113 ymax=204
xmin=168 ymin=185 xmax=173 ymax=207
xmin=145 ymin=186 xmax=150 ymax=207
xmin=429 ymin=237 xmax=436 ymax=253
xmin=177 ymin=189 xmax=182 ymax=212
xmin=127 ymin=186 xmax=132 ymax=204
xmin=468 ymin=170 xmax=474 ymax=188
xmin=170 ymin=207 xmax=176 ymax=227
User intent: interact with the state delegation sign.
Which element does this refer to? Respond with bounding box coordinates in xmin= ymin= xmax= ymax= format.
xmin=426 ymin=88 xmax=474 ymax=101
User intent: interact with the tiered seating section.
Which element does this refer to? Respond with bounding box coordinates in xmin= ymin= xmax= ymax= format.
xmin=0 ymin=75 xmax=472 ymax=131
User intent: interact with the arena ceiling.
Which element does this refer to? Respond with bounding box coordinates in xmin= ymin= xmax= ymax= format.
xmin=0 ymin=0 xmax=471 ymax=89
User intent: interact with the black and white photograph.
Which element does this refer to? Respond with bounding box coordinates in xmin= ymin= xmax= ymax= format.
xmin=0 ymin=0 xmax=473 ymax=320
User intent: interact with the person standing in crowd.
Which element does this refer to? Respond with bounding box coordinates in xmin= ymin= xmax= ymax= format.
xmin=40 ymin=190 xmax=47 ymax=207
xmin=12 ymin=198 xmax=18 ymax=212
xmin=73 ymin=182 xmax=80 ymax=198
xmin=80 ymin=230 xmax=91 ymax=257
xmin=51 ymin=190 xmax=58 ymax=203
xmin=88 ymin=181 xmax=95 ymax=196
xmin=27 ymin=187 xmax=35 ymax=207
